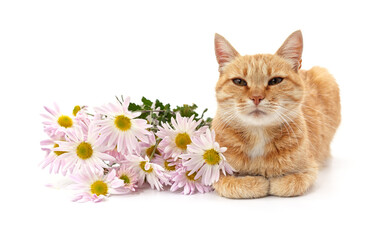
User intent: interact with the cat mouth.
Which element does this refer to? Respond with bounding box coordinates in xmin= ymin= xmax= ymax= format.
xmin=249 ymin=109 xmax=266 ymax=116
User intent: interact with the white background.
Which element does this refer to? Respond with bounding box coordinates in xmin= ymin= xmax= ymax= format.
xmin=1 ymin=0 xmax=385 ymax=239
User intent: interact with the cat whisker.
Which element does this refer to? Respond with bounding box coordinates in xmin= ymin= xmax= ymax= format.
xmin=272 ymin=110 xmax=290 ymax=139
xmin=217 ymin=110 xmax=238 ymax=129
xmin=279 ymin=100 xmax=338 ymax=125
xmin=292 ymin=108 xmax=337 ymax=131
xmin=272 ymin=101 xmax=338 ymax=130
xmin=275 ymin=110 xmax=300 ymax=146
xmin=274 ymin=106 xmax=318 ymax=153
xmin=268 ymin=103 xmax=332 ymax=154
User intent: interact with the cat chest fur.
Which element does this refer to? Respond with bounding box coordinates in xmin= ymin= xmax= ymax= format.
xmin=247 ymin=128 xmax=269 ymax=159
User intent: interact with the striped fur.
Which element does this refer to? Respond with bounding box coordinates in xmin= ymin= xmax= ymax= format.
xmin=212 ymin=31 xmax=341 ymax=198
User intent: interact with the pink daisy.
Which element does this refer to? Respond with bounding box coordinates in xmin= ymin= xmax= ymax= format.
xmin=72 ymin=105 xmax=88 ymax=119
xmin=54 ymin=124 xmax=114 ymax=174
xmin=115 ymin=164 xmax=139 ymax=193
xmin=170 ymin=167 xmax=212 ymax=195
xmin=72 ymin=105 xmax=91 ymax=136
xmin=41 ymin=103 xmax=77 ymax=138
xmin=94 ymin=97 xmax=151 ymax=155
xmin=138 ymin=133 xmax=163 ymax=162
xmin=181 ymin=128 xmax=234 ymax=185
xmin=157 ymin=113 xmax=205 ymax=159
xmin=70 ymin=169 xmax=124 ymax=203
xmin=126 ymin=155 xmax=170 ymax=191
xmin=40 ymin=138 xmax=73 ymax=175
xmin=104 ymin=148 xmax=127 ymax=164
xmin=152 ymin=156 xmax=180 ymax=173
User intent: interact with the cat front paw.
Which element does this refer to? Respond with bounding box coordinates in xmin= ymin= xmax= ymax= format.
xmin=214 ymin=175 xmax=269 ymax=199
xmin=269 ymin=171 xmax=316 ymax=197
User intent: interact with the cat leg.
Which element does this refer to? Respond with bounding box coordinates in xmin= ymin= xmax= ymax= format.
xmin=269 ymin=170 xmax=317 ymax=197
xmin=213 ymin=175 xmax=269 ymax=199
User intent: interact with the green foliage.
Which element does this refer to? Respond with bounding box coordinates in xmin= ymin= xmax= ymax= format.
xmin=128 ymin=102 xmax=141 ymax=112
xmin=124 ymin=96 xmax=212 ymax=132
xmin=173 ymin=104 xmax=198 ymax=118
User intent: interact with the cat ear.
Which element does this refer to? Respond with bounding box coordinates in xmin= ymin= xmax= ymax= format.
xmin=276 ymin=30 xmax=303 ymax=72
xmin=215 ymin=33 xmax=240 ymax=72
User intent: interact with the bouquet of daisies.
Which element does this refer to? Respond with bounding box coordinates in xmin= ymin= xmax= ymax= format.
xmin=40 ymin=96 xmax=234 ymax=202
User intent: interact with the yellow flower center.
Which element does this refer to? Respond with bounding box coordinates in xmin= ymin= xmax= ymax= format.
xmin=73 ymin=105 xmax=81 ymax=116
xmin=53 ymin=143 xmax=66 ymax=156
xmin=164 ymin=160 xmax=176 ymax=171
xmin=57 ymin=115 xmax=73 ymax=128
xmin=139 ymin=161 xmax=153 ymax=173
xmin=114 ymin=115 xmax=132 ymax=131
xmin=146 ymin=145 xmax=160 ymax=158
xmin=120 ymin=174 xmax=130 ymax=184
xmin=76 ymin=142 xmax=93 ymax=160
xmin=174 ymin=133 xmax=192 ymax=150
xmin=203 ymin=149 xmax=221 ymax=165
xmin=90 ymin=180 xmax=108 ymax=196
xmin=185 ymin=171 xmax=197 ymax=181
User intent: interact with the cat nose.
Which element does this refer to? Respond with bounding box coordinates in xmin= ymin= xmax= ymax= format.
xmin=250 ymin=95 xmax=265 ymax=106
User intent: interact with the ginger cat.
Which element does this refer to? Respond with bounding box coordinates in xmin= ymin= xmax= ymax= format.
xmin=212 ymin=30 xmax=341 ymax=198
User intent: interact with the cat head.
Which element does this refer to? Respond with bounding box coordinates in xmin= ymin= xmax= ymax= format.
xmin=214 ymin=30 xmax=305 ymax=127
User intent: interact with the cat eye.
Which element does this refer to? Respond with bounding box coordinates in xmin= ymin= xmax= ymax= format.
xmin=232 ymin=78 xmax=247 ymax=86
xmin=268 ymin=77 xmax=284 ymax=86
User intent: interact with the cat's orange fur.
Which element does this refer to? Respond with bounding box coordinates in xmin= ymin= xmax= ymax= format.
xmin=212 ymin=30 xmax=341 ymax=198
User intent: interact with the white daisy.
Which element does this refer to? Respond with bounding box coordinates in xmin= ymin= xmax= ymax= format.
xmin=70 ymin=169 xmax=124 ymax=203
xmin=41 ymin=103 xmax=76 ymax=138
xmin=157 ymin=113 xmax=205 ymax=159
xmin=55 ymin=124 xmax=114 ymax=174
xmin=170 ymin=167 xmax=212 ymax=195
xmin=40 ymin=138 xmax=70 ymax=175
xmin=181 ymin=128 xmax=234 ymax=185
xmin=115 ymin=164 xmax=139 ymax=193
xmin=94 ymin=97 xmax=151 ymax=155
xmin=152 ymin=156 xmax=179 ymax=173
xmin=126 ymin=155 xmax=170 ymax=191
xmin=138 ymin=133 xmax=163 ymax=162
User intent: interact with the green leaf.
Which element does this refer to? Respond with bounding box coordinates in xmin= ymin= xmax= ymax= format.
xmin=173 ymin=104 xmax=199 ymax=118
xmin=128 ymin=102 xmax=141 ymax=112
xmin=125 ymin=96 xmax=212 ymax=132
xmin=155 ymin=99 xmax=165 ymax=110
xmin=141 ymin=97 xmax=153 ymax=107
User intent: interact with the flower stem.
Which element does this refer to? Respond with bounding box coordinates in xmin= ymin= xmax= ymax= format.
xmin=140 ymin=110 xmax=175 ymax=114
xmin=149 ymin=138 xmax=162 ymax=161
xmin=115 ymin=96 xmax=123 ymax=105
